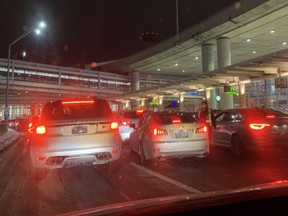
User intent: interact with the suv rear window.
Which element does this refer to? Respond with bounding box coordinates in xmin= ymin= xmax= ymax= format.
xmin=41 ymin=99 xmax=112 ymax=120
xmin=152 ymin=112 xmax=198 ymax=125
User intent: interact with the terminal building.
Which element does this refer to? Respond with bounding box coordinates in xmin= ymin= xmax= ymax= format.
xmin=1 ymin=0 xmax=288 ymax=120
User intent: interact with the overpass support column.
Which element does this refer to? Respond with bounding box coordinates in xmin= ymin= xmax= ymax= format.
xmin=217 ymin=37 xmax=233 ymax=109
xmin=158 ymin=96 xmax=164 ymax=111
xmin=202 ymin=43 xmax=218 ymax=110
xmin=131 ymin=71 xmax=140 ymax=91
xmin=201 ymin=43 xmax=214 ymax=73
xmin=239 ymin=84 xmax=247 ymax=108
xmin=141 ymin=98 xmax=148 ymax=110
xmin=123 ymin=101 xmax=131 ymax=110
xmin=179 ymin=92 xmax=185 ymax=111
xmin=206 ymin=88 xmax=219 ymax=110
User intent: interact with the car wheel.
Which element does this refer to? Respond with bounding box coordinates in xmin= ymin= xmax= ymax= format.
xmin=139 ymin=143 xmax=147 ymax=165
xmin=109 ymin=159 xmax=121 ymax=172
xmin=231 ymin=135 xmax=244 ymax=156
xmin=30 ymin=162 xmax=46 ymax=180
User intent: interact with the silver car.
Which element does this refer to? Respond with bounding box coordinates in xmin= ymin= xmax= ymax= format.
xmin=129 ymin=112 xmax=210 ymax=164
xmin=29 ymin=98 xmax=121 ymax=180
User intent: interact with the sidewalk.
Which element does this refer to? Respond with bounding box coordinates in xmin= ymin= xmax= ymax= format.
xmin=0 ymin=127 xmax=21 ymax=151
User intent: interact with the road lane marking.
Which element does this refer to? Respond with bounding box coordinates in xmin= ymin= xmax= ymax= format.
xmin=131 ymin=162 xmax=202 ymax=193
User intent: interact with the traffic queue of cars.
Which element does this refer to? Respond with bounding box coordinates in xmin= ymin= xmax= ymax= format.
xmin=9 ymin=96 xmax=288 ymax=180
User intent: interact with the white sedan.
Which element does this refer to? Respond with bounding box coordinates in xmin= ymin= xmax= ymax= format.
xmin=129 ymin=111 xmax=210 ymax=164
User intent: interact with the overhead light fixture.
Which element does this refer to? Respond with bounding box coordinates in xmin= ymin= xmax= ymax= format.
xmin=157 ymin=68 xmax=160 ymax=71
xmin=252 ymin=51 xmax=256 ymax=54
xmin=270 ymin=29 xmax=276 ymax=34
xmin=175 ymin=63 xmax=178 ymax=67
xmin=246 ymin=38 xmax=251 ymax=42
xmin=283 ymin=42 xmax=287 ymax=45
xmin=195 ymin=57 xmax=199 ymax=60
xmin=182 ymin=70 xmax=185 ymax=72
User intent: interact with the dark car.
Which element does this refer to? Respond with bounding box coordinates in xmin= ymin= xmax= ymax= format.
xmin=211 ymin=108 xmax=288 ymax=155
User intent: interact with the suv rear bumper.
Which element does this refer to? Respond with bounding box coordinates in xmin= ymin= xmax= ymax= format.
xmin=31 ymin=147 xmax=121 ymax=169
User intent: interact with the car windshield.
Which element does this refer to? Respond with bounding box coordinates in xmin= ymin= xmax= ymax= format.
xmin=3 ymin=1 xmax=288 ymax=216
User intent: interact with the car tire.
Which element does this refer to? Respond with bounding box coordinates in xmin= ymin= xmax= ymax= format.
xmin=231 ymin=135 xmax=244 ymax=156
xmin=109 ymin=159 xmax=121 ymax=172
xmin=30 ymin=162 xmax=46 ymax=180
xmin=139 ymin=143 xmax=148 ymax=165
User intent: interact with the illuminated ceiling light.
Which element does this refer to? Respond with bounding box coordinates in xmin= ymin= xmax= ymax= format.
xmin=283 ymin=42 xmax=287 ymax=45
xmin=25 ymin=91 xmax=28 ymax=93
xmin=157 ymin=68 xmax=160 ymax=71
xmin=181 ymin=83 xmax=183 ymax=85
xmin=182 ymin=70 xmax=185 ymax=72
xmin=195 ymin=56 xmax=199 ymax=60
xmin=246 ymin=38 xmax=251 ymax=42
xmin=175 ymin=63 xmax=178 ymax=67
xmin=252 ymin=51 xmax=256 ymax=54
xmin=270 ymin=29 xmax=275 ymax=34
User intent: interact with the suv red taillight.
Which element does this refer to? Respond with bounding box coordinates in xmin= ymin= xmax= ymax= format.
xmin=36 ymin=125 xmax=46 ymax=135
xmin=119 ymin=120 xmax=131 ymax=126
xmin=110 ymin=122 xmax=119 ymax=130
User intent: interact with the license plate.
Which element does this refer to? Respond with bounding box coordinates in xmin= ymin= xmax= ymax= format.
xmin=175 ymin=130 xmax=188 ymax=138
xmin=72 ymin=125 xmax=87 ymax=134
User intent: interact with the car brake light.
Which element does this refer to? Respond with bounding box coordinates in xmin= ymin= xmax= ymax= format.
xmin=111 ymin=122 xmax=118 ymax=130
xmin=172 ymin=118 xmax=181 ymax=124
xmin=62 ymin=100 xmax=94 ymax=105
xmin=152 ymin=128 xmax=168 ymax=136
xmin=36 ymin=125 xmax=46 ymax=134
xmin=249 ymin=123 xmax=270 ymax=130
xmin=196 ymin=126 xmax=208 ymax=133
xmin=120 ymin=120 xmax=131 ymax=126
xmin=136 ymin=109 xmax=144 ymax=114
xmin=266 ymin=115 xmax=275 ymax=119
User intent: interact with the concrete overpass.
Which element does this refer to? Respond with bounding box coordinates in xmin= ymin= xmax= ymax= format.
xmin=102 ymin=0 xmax=288 ymax=112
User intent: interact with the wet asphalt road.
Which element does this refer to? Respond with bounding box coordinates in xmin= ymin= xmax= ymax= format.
xmin=1 ymin=135 xmax=288 ymax=216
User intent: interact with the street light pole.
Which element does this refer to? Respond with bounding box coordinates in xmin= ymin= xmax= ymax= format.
xmin=4 ymin=21 xmax=46 ymax=122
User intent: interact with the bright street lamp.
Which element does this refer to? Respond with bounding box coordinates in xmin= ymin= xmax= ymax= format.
xmin=4 ymin=21 xmax=46 ymax=122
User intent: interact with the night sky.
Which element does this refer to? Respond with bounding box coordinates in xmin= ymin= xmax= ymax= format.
xmin=0 ymin=0 xmax=237 ymax=67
